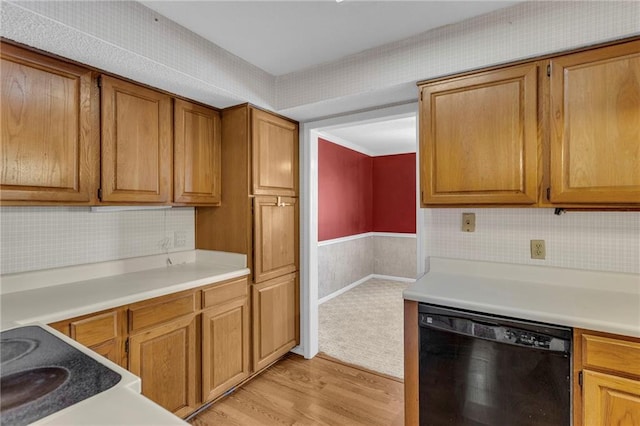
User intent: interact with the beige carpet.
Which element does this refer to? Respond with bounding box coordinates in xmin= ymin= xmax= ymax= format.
xmin=318 ymin=278 xmax=411 ymax=379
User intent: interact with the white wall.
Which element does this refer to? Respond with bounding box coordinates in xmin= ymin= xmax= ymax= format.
xmin=424 ymin=209 xmax=640 ymax=275
xmin=0 ymin=0 xmax=274 ymax=111
xmin=1 ymin=1 xmax=638 ymax=279
xmin=0 ymin=207 xmax=195 ymax=274
xmin=2 ymin=1 xmax=638 ymax=121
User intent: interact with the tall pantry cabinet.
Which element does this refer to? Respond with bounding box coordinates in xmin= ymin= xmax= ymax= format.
xmin=196 ymin=104 xmax=299 ymax=372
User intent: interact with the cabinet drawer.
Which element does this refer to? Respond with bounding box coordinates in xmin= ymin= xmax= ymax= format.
xmin=129 ymin=292 xmax=196 ymax=333
xmin=202 ymin=277 xmax=248 ymax=309
xmin=69 ymin=311 xmax=118 ymax=347
xmin=583 ymin=334 xmax=640 ymax=378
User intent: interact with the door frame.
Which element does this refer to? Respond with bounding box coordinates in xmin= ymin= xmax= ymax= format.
xmin=295 ymin=102 xmax=421 ymax=359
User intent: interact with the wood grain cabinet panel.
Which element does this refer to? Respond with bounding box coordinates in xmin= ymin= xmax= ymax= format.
xmin=196 ymin=105 xmax=300 ymax=375
xmin=174 ymin=99 xmax=221 ymax=205
xmin=129 ymin=314 xmax=198 ymax=417
xmin=0 ymin=42 xmax=98 ymax=203
xmin=202 ymin=277 xmax=248 ymax=309
xmin=583 ymin=370 xmax=640 ymax=426
xmin=582 ymin=333 xmax=640 ymax=377
xmin=252 ymin=272 xmax=298 ymax=372
xmin=128 ymin=291 xmax=196 ymax=333
xmin=49 ymin=308 xmax=126 ymax=368
xmin=253 ymin=196 xmax=298 ymax=283
xmin=251 ymin=108 xmax=298 ymax=196
xmin=202 ymin=296 xmax=250 ymax=402
xmin=419 ymin=62 xmax=539 ymax=205
xmin=100 ymin=75 xmax=172 ymax=203
xmin=549 ymin=39 xmax=640 ymax=204
xmin=574 ymin=329 xmax=640 ymax=426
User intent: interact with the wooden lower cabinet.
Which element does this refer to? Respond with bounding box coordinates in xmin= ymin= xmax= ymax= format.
xmin=252 ymin=272 xmax=299 ymax=372
xmin=48 ymin=274 xmax=297 ymax=418
xmin=128 ymin=314 xmax=199 ymax=417
xmin=574 ymin=329 xmax=640 ymax=426
xmin=49 ymin=308 xmax=126 ymax=368
xmin=201 ymin=297 xmax=250 ymax=401
xmin=583 ymin=370 xmax=640 ymax=425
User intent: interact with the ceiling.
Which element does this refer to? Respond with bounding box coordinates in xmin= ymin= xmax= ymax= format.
xmin=321 ymin=115 xmax=417 ymax=156
xmin=141 ymin=1 xmax=521 ymax=76
xmin=140 ymin=1 xmax=520 ymax=154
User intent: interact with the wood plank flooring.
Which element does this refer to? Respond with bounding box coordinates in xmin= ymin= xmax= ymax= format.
xmin=190 ymin=354 xmax=404 ymax=426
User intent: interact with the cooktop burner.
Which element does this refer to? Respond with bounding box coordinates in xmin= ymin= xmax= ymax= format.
xmin=0 ymin=326 xmax=121 ymax=426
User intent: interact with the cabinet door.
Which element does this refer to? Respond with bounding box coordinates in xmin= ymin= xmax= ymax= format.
xmin=253 ymin=196 xmax=298 ymax=283
xmin=419 ymin=63 xmax=539 ymax=205
xmin=202 ymin=297 xmax=250 ymax=402
xmin=174 ymin=99 xmax=221 ymax=205
xmin=251 ymin=109 xmax=298 ymax=196
xmin=49 ymin=309 xmax=126 ymax=368
xmin=0 ymin=43 xmax=97 ymax=203
xmin=583 ymin=370 xmax=640 ymax=426
xmin=129 ymin=315 xmax=198 ymax=417
xmin=252 ymin=273 xmax=298 ymax=372
xmin=100 ymin=75 xmax=172 ymax=203
xmin=550 ymin=40 xmax=640 ymax=204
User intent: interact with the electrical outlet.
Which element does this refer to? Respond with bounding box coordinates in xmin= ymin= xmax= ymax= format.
xmin=530 ymin=240 xmax=545 ymax=260
xmin=174 ymin=231 xmax=187 ymax=248
xmin=461 ymin=213 xmax=475 ymax=232
xmin=158 ymin=235 xmax=172 ymax=251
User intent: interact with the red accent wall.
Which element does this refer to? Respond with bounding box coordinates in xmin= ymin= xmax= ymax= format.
xmin=372 ymin=153 xmax=416 ymax=233
xmin=318 ymin=138 xmax=372 ymax=241
xmin=319 ymin=139 xmax=416 ymax=241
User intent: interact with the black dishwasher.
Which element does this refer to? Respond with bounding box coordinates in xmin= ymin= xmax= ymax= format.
xmin=418 ymin=304 xmax=572 ymax=426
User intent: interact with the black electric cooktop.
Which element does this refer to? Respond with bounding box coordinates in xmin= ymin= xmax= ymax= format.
xmin=0 ymin=325 xmax=121 ymax=426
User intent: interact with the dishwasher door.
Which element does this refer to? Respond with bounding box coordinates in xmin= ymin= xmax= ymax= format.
xmin=418 ymin=304 xmax=572 ymax=426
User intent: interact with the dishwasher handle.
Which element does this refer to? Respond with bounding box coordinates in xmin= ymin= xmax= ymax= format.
xmin=419 ymin=312 xmax=571 ymax=353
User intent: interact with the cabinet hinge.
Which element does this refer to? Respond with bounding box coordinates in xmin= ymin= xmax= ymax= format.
xmin=420 ymin=92 xmax=423 ymax=101
xmin=97 ymin=75 xmax=102 ymax=88
xmin=578 ymin=370 xmax=583 ymax=387
xmin=546 ymin=187 xmax=551 ymax=200
xmin=546 ymin=64 xmax=551 ymax=77
xmin=124 ymin=338 xmax=129 ymax=354
xmin=98 ymin=188 xmax=103 ymax=200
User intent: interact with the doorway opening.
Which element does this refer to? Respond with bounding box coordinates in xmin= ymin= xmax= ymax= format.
xmin=296 ymin=103 xmax=424 ymax=378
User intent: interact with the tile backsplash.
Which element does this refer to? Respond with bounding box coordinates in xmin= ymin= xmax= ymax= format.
xmin=0 ymin=207 xmax=195 ymax=275
xmin=424 ymin=209 xmax=640 ymax=275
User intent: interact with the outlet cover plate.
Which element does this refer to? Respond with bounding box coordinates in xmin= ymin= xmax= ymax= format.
xmin=530 ymin=240 xmax=545 ymax=260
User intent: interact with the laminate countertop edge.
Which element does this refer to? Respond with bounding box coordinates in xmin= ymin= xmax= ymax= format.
xmin=1 ymin=252 xmax=250 ymax=328
xmin=404 ymin=257 xmax=640 ymax=338
xmin=0 ymin=251 xmax=249 ymax=426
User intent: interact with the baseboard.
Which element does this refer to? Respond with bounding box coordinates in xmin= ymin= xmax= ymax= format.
xmin=318 ymin=273 xmax=415 ymax=305
xmin=371 ymin=274 xmax=416 ymax=283
xmin=318 ymin=274 xmax=374 ymax=305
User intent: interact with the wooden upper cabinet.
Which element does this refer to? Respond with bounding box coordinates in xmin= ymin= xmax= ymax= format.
xmin=251 ymin=109 xmax=298 ymax=196
xmin=253 ymin=196 xmax=298 ymax=283
xmin=100 ymin=75 xmax=172 ymax=203
xmin=549 ymin=40 xmax=640 ymax=204
xmin=419 ymin=63 xmax=539 ymax=205
xmin=0 ymin=43 xmax=98 ymax=203
xmin=174 ymin=99 xmax=221 ymax=205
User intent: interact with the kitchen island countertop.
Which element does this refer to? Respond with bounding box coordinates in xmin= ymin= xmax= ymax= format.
xmin=404 ymin=257 xmax=640 ymax=338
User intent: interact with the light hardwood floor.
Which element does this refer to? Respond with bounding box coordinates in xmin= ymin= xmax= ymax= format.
xmin=190 ymin=354 xmax=404 ymax=425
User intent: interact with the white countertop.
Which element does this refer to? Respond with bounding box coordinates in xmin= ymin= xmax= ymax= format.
xmin=404 ymin=257 xmax=640 ymax=338
xmin=0 ymin=250 xmax=250 ymax=425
